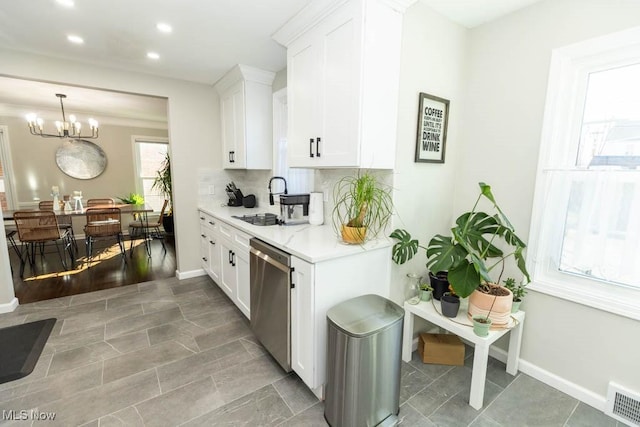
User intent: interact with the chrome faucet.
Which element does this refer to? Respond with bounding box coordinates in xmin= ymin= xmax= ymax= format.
xmin=268 ymin=176 xmax=288 ymax=205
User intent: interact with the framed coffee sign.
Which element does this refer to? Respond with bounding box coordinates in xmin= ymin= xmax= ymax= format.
xmin=415 ymin=92 xmax=449 ymax=163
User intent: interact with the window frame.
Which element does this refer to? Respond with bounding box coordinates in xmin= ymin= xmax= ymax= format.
xmin=131 ymin=135 xmax=169 ymax=213
xmin=0 ymin=126 xmax=18 ymax=211
xmin=528 ymin=27 xmax=640 ymax=321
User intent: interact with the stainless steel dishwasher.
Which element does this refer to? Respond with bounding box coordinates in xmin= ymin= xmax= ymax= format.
xmin=249 ymin=238 xmax=292 ymax=372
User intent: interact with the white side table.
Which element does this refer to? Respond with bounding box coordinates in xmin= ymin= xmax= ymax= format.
xmin=402 ymin=298 xmax=525 ymax=409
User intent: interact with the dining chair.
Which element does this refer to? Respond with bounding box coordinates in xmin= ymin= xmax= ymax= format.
xmin=39 ymin=200 xmax=78 ymax=251
xmin=84 ymin=207 xmax=126 ymax=265
xmin=129 ymin=199 xmax=167 ymax=254
xmin=13 ymin=210 xmax=75 ymax=277
xmin=87 ymin=198 xmax=115 ymax=207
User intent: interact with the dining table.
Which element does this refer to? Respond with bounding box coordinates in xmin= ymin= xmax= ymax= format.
xmin=3 ymin=203 xmax=156 ymax=258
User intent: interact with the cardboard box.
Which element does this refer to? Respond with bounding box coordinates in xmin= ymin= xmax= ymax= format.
xmin=417 ymin=333 xmax=465 ymax=366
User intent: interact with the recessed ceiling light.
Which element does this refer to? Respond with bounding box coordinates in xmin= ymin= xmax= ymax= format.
xmin=67 ymin=35 xmax=84 ymax=44
xmin=56 ymin=0 xmax=75 ymax=7
xmin=156 ymin=22 xmax=173 ymax=34
xmin=147 ymin=52 xmax=160 ymax=60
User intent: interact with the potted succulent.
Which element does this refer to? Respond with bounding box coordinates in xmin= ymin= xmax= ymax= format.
xmin=419 ymin=282 xmax=433 ymax=301
xmin=332 ymin=171 xmax=393 ymax=244
xmin=152 ymin=152 xmax=174 ymax=234
xmin=390 ymin=182 xmax=530 ymax=326
xmin=503 ymin=277 xmax=527 ymax=313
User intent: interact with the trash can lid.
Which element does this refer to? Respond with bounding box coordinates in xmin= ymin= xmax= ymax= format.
xmin=326 ymin=294 xmax=404 ymax=337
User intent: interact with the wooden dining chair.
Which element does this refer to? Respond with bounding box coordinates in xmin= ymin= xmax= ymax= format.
xmin=84 ymin=207 xmax=126 ymax=265
xmin=129 ymin=199 xmax=167 ymax=254
xmin=13 ymin=210 xmax=75 ymax=277
xmin=87 ymin=198 xmax=115 ymax=207
xmin=39 ymin=200 xmax=78 ymax=251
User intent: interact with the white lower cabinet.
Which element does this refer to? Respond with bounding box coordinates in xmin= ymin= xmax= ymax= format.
xmin=290 ymin=246 xmax=391 ymax=397
xmin=199 ymin=211 xmax=251 ymax=319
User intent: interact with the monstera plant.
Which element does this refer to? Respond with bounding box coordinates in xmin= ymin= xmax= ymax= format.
xmin=390 ymin=182 xmax=530 ymax=299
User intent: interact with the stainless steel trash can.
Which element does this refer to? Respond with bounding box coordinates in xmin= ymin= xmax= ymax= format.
xmin=324 ymin=294 xmax=404 ymax=427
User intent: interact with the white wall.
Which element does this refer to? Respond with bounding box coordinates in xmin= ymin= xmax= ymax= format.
xmin=456 ymin=0 xmax=640 ymax=406
xmin=0 ymin=49 xmax=219 ymax=300
xmin=389 ymin=2 xmax=468 ymax=303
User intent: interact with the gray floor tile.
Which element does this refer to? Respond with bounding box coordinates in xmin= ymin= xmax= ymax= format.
xmin=105 ymin=285 xmax=176 ymax=310
xmin=211 ymin=354 xmax=288 ymax=403
xmin=482 ymin=374 xmax=578 ymax=426
xmin=59 ymin=303 xmax=142 ymax=335
xmin=273 ymin=374 xmax=319 ymax=415
xmin=463 ymin=353 xmax=518 ymax=389
xmin=409 ymin=350 xmax=458 ymax=381
xmin=194 ymin=319 xmax=252 ymax=350
xmin=0 ymin=362 xmax=102 ymax=412
xmin=23 ymin=300 xmax=106 ymax=322
xmin=469 ymin=414 xmax=503 ymax=427
xmin=179 ymin=294 xmax=237 ymax=319
xmin=428 ymin=379 xmax=502 ymax=427
xmin=37 ymin=369 xmax=161 ymax=426
xmin=0 ymin=314 xmax=27 ymax=328
xmin=104 ymin=307 xmax=183 ymax=339
xmin=398 ymin=403 xmax=437 ymax=426
xmin=170 ymin=276 xmax=218 ymax=295
xmin=183 ymin=384 xmax=292 ymax=427
xmin=141 ymin=300 xmax=180 ymax=314
xmin=566 ymin=402 xmax=619 ymax=426
xmin=44 ymin=324 xmax=105 ymax=353
xmin=157 ymin=340 xmax=255 ymax=393
xmin=69 ymin=285 xmax=139 ymax=307
xmin=103 ymin=340 xmax=194 ymax=384
xmin=99 ymin=406 xmax=145 ymax=427
xmin=278 ymin=401 xmax=327 ymax=427
xmin=136 ymin=377 xmax=224 ymax=426
xmin=400 ymin=361 xmax=432 ymax=405
xmin=106 ymin=330 xmax=150 ymax=353
xmin=147 ymin=319 xmax=206 ymax=352
xmin=48 ymin=341 xmax=121 ymax=375
xmin=240 ymin=336 xmax=269 ymax=358
xmin=408 ymin=366 xmax=476 ymax=418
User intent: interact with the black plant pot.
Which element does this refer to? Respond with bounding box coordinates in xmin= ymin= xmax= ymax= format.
xmin=162 ymin=215 xmax=174 ymax=235
xmin=429 ymin=271 xmax=450 ymax=301
xmin=440 ymin=293 xmax=460 ymax=318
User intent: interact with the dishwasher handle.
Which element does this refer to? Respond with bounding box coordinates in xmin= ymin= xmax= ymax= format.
xmin=250 ymin=247 xmax=290 ymax=274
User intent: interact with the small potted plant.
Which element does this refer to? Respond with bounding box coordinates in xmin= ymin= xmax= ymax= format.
xmin=419 ymin=283 xmax=433 ymax=301
xmin=118 ymin=193 xmax=145 ymax=205
xmin=503 ymin=277 xmax=527 ymax=313
xmin=332 ymin=171 xmax=393 ymax=244
xmin=390 ymin=182 xmax=530 ymax=326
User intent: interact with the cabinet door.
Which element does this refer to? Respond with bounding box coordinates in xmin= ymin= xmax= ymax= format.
xmin=208 ymin=235 xmax=220 ymax=284
xmin=315 ymin=1 xmax=361 ymax=167
xmin=199 ymin=227 xmax=211 ymax=274
xmin=219 ymin=239 xmax=236 ymax=300
xmin=287 ymin=34 xmax=320 ymax=168
xmin=234 ymin=248 xmax=250 ymax=319
xmin=290 ymin=256 xmax=316 ymax=388
xmin=221 ymin=81 xmax=246 ymax=169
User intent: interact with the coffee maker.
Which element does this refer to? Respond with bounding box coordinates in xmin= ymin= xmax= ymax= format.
xmin=279 ymin=194 xmax=310 ymax=225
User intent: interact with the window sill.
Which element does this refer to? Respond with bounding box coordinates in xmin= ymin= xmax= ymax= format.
xmin=529 ymin=278 xmax=640 ymax=321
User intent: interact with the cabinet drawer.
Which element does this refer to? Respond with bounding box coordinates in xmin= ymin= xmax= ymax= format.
xmin=199 ymin=211 xmax=217 ymax=231
xmin=234 ymin=228 xmax=252 ymax=250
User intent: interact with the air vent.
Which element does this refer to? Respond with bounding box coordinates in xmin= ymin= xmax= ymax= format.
xmin=606 ymin=382 xmax=640 ymax=426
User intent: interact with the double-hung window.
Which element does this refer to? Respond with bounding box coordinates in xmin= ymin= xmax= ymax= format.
xmin=529 ymin=28 xmax=640 ymax=320
xmin=132 ymin=137 xmax=169 ymax=213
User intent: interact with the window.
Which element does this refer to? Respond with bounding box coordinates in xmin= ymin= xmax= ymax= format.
xmin=132 ymin=137 xmax=169 ymax=213
xmin=529 ymin=28 xmax=640 ymax=320
xmin=0 ymin=126 xmax=17 ymax=211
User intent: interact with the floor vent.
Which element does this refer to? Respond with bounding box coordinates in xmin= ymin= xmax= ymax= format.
xmin=606 ymin=382 xmax=640 ymax=426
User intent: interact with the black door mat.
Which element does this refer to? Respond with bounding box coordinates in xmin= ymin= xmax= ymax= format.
xmin=0 ymin=318 xmax=56 ymax=384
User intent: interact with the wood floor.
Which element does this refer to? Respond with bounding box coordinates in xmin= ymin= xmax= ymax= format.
xmin=9 ymin=235 xmax=177 ymax=304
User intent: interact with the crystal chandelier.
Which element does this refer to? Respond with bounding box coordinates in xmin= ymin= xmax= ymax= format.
xmin=26 ymin=93 xmax=99 ymax=139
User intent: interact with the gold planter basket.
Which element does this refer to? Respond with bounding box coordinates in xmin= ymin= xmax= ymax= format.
xmin=341 ymin=225 xmax=367 ymax=244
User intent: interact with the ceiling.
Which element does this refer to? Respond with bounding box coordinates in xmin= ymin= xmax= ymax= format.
xmin=0 ymin=0 xmax=544 ymax=126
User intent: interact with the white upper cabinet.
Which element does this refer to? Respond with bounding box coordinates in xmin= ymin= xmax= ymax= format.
xmin=274 ymin=0 xmax=416 ymax=169
xmin=214 ymin=65 xmax=276 ymax=169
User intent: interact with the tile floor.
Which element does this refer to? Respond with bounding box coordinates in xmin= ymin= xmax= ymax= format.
xmin=0 ymin=276 xmax=624 ymax=426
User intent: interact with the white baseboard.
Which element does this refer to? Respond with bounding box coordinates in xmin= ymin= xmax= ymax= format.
xmin=0 ymin=297 xmax=19 ymax=313
xmin=175 ymin=269 xmax=207 ymax=280
xmin=411 ymin=333 xmax=607 ymax=412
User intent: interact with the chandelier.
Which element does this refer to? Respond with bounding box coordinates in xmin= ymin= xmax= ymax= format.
xmin=26 ymin=93 xmax=99 ymax=139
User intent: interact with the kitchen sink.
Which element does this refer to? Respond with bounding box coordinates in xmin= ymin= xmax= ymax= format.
xmin=231 ymin=213 xmax=279 ymax=226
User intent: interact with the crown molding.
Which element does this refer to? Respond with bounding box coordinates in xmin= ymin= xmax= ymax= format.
xmin=213 ymin=64 xmax=276 ymax=94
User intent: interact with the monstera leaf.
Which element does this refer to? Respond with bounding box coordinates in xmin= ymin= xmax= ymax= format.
xmin=448 ymin=260 xmax=481 ymax=298
xmin=389 ymin=229 xmax=419 ymax=265
xmin=453 ymin=212 xmax=503 ymax=258
xmin=426 ymin=234 xmax=467 ymax=273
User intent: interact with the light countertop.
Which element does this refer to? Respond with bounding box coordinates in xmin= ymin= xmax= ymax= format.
xmin=198 ymin=204 xmax=392 ymax=263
